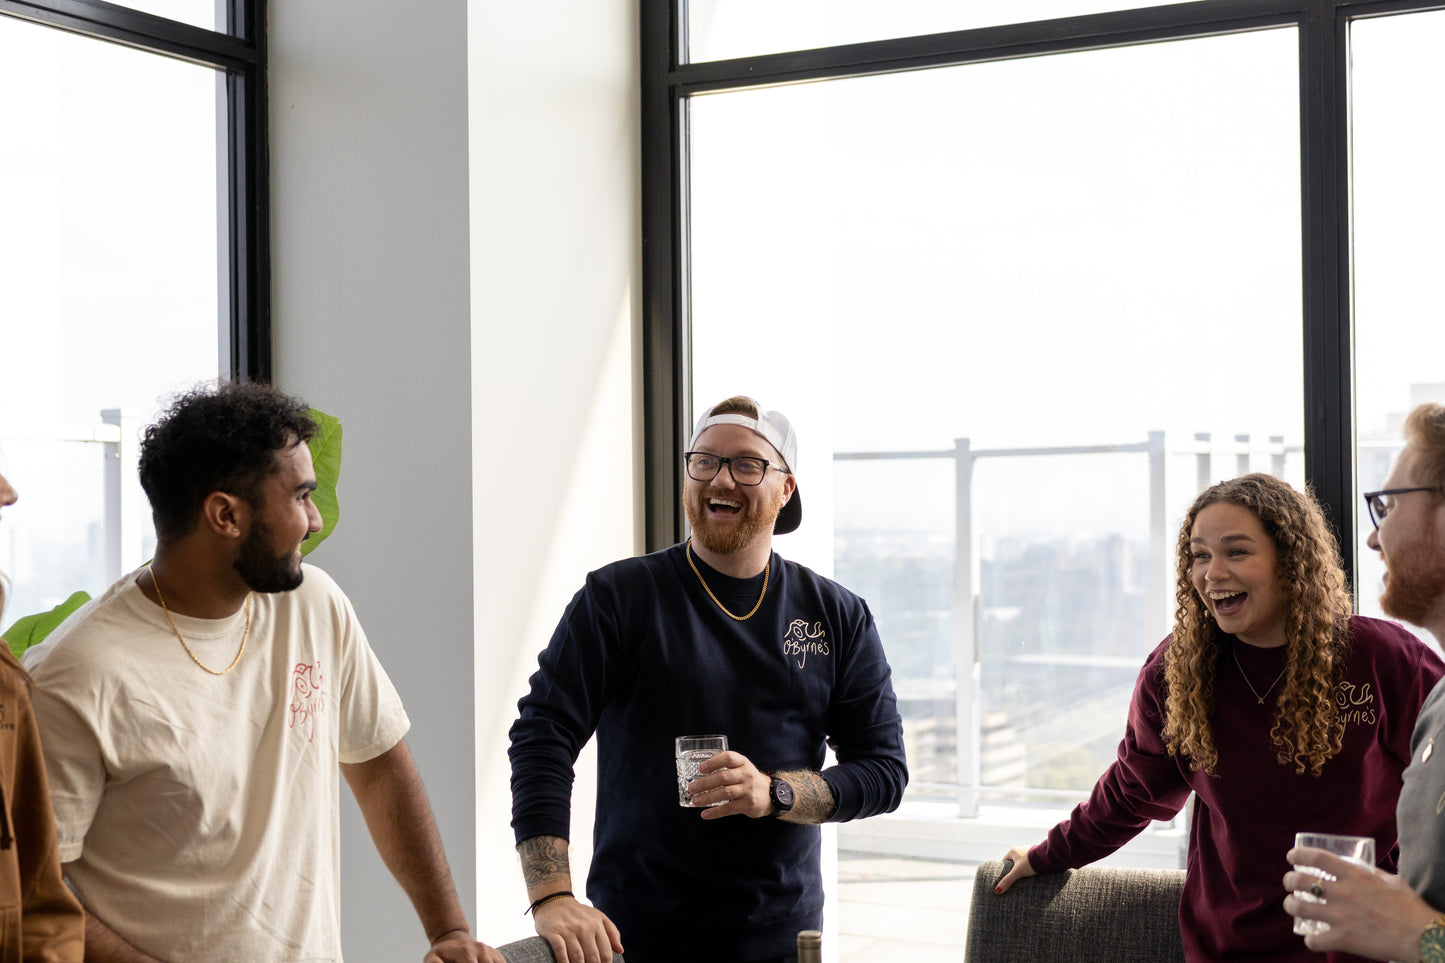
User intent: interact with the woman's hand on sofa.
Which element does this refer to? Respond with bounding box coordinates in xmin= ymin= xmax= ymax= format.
xmin=994 ymin=846 xmax=1037 ymax=894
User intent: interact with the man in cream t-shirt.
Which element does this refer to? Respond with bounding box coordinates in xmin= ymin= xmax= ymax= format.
xmin=24 ymin=381 xmax=501 ymax=963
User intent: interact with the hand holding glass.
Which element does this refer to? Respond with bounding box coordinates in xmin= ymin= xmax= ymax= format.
xmin=1290 ymin=832 xmax=1374 ymax=936
xmin=676 ymin=734 xmax=727 ymax=807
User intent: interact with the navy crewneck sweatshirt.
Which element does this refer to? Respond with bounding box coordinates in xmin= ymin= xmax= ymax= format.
xmin=510 ymin=542 xmax=907 ymax=961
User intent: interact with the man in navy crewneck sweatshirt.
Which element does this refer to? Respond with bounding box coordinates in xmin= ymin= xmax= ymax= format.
xmin=508 ymin=396 xmax=907 ymax=963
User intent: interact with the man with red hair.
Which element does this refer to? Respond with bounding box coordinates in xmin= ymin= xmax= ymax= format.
xmin=1286 ymin=401 xmax=1445 ymax=961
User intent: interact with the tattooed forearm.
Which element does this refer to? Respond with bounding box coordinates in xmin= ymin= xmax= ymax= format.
xmin=516 ymin=835 xmax=572 ymax=896
xmin=773 ymin=770 xmax=837 ymax=825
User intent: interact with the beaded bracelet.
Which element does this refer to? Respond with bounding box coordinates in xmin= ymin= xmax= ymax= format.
xmin=525 ymin=890 xmax=573 ymax=916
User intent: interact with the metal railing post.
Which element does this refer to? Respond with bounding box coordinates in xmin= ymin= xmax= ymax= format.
xmin=953 ymin=436 xmax=980 ymax=818
xmin=1235 ymin=434 xmax=1250 ymax=477
xmin=101 ymin=409 xmax=148 ymax=583
xmin=103 ymin=433 xmax=122 ymax=585
xmin=1148 ymin=431 xmax=1169 ymax=632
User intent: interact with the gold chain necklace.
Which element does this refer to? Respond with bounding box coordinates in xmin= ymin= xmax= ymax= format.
xmin=1232 ymin=644 xmax=1287 ymax=705
xmin=686 ymin=541 xmax=769 ymax=621
xmin=148 ymin=565 xmax=252 ymax=676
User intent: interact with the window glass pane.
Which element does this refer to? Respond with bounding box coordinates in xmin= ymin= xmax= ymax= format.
xmin=1350 ymin=10 xmax=1445 ymax=648
xmin=688 ymin=28 xmax=1303 ymax=806
xmin=0 ymin=18 xmax=222 ymax=628
xmin=687 ymin=0 xmax=1159 ymax=63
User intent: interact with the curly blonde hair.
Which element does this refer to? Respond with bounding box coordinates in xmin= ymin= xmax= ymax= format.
xmin=1161 ymin=474 xmax=1352 ymax=776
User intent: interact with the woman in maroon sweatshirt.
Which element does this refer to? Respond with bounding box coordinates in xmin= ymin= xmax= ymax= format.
xmin=995 ymin=473 xmax=1445 ymax=962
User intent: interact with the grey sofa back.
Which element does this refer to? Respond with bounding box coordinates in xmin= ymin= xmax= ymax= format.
xmin=965 ymin=859 xmax=1185 ymax=962
xmin=497 ymin=936 xmax=625 ymax=963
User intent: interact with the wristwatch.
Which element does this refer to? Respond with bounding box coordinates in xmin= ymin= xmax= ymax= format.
xmin=768 ymin=774 xmax=795 ymax=818
xmin=1419 ymin=914 xmax=1445 ymax=963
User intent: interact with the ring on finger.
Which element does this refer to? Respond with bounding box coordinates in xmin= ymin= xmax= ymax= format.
xmin=1309 ymin=881 xmax=1326 ymax=900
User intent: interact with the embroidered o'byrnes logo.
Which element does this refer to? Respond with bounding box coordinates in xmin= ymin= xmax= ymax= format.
xmin=783 ymin=619 xmax=829 ymax=668
xmin=0 ymin=702 xmax=12 ymax=732
xmin=1336 ymin=681 xmax=1376 ymax=726
xmin=289 ymin=660 xmax=325 ymax=743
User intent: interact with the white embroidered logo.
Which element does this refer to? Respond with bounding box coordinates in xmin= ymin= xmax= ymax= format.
xmin=1335 ymin=681 xmax=1376 ymax=726
xmin=782 ymin=619 xmax=829 ymax=668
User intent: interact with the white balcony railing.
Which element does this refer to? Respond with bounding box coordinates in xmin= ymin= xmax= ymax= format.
xmin=835 ymin=430 xmax=1306 ymax=818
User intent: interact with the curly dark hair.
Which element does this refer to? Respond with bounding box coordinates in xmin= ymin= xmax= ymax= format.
xmin=1161 ymin=473 xmax=1353 ymax=776
xmin=139 ymin=380 xmax=317 ymax=541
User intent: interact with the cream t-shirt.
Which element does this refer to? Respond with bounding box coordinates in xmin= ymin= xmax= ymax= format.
xmin=24 ymin=564 xmax=410 ymax=962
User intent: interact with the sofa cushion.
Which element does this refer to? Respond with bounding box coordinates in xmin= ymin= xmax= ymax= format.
xmin=966 ymin=858 xmax=1185 ymax=962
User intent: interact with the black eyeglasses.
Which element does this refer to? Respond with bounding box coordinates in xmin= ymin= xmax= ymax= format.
xmin=684 ymin=451 xmax=787 ymax=487
xmin=1363 ymin=487 xmax=1439 ymax=530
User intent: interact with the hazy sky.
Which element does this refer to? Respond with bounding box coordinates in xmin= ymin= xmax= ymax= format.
xmin=4 ymin=5 xmax=1443 ymax=621
xmin=688 ymin=12 xmax=1445 ymax=634
xmin=0 ymin=17 xmax=218 ymax=618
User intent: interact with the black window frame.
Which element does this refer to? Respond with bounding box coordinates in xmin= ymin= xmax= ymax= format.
xmin=641 ymin=0 xmax=1445 ymax=594
xmin=0 ymin=0 xmax=270 ymax=382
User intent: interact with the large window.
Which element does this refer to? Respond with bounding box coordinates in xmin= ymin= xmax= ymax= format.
xmin=688 ymin=25 xmax=1304 ymax=805
xmin=1350 ymin=8 xmax=1445 ymax=637
xmin=685 ymin=0 xmax=1161 ymax=62
xmin=0 ymin=1 xmax=264 ymax=631
xmin=644 ymin=0 xmax=1445 ymax=829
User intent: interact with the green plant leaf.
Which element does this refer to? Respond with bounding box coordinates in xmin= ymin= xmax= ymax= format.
xmin=3 ymin=591 xmax=91 ymax=660
xmin=303 ymin=409 xmax=342 ymax=557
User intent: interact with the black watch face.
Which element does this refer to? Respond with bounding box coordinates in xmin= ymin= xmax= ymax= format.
xmin=774 ymin=779 xmax=795 ymax=807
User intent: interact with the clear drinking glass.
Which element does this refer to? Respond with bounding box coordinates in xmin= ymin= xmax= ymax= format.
xmin=675 ymin=734 xmax=727 ymax=807
xmin=1291 ymin=832 xmax=1375 ymax=935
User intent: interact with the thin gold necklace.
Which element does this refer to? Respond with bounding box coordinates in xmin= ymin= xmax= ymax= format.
xmin=1232 ymin=643 xmax=1287 ymax=705
xmin=148 ymin=565 xmax=252 ymax=676
xmin=686 ymin=541 xmax=769 ymax=621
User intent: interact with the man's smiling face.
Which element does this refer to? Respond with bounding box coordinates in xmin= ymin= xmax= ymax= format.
xmin=684 ymin=424 xmax=793 ymax=557
xmin=232 ymin=440 xmax=322 ymax=594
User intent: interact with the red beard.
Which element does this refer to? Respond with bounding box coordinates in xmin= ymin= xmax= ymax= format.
xmin=685 ymin=484 xmax=786 ymax=556
xmin=1380 ymin=513 xmax=1445 ymax=629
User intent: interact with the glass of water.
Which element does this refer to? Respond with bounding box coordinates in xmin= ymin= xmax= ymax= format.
xmin=1291 ymin=832 xmax=1374 ymax=936
xmin=676 ymin=734 xmax=727 ymax=807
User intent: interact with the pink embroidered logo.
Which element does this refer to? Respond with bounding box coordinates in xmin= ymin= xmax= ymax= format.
xmin=288 ymin=660 xmax=325 ymax=742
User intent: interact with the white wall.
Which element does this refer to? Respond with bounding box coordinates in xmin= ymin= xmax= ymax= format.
xmin=467 ymin=0 xmax=641 ymax=944
xmin=269 ymin=0 xmax=640 ymax=958
xmin=269 ymin=0 xmax=480 ymax=954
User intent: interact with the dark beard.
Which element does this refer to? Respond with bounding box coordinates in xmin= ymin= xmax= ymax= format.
xmin=1380 ymin=513 xmax=1445 ymax=628
xmin=234 ymin=518 xmax=304 ymax=593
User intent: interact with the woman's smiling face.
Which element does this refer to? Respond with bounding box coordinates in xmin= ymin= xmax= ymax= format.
xmin=1189 ymin=501 xmax=1289 ymax=649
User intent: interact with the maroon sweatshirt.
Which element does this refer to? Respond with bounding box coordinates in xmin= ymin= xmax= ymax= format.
xmin=1030 ymin=616 xmax=1445 ymax=962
